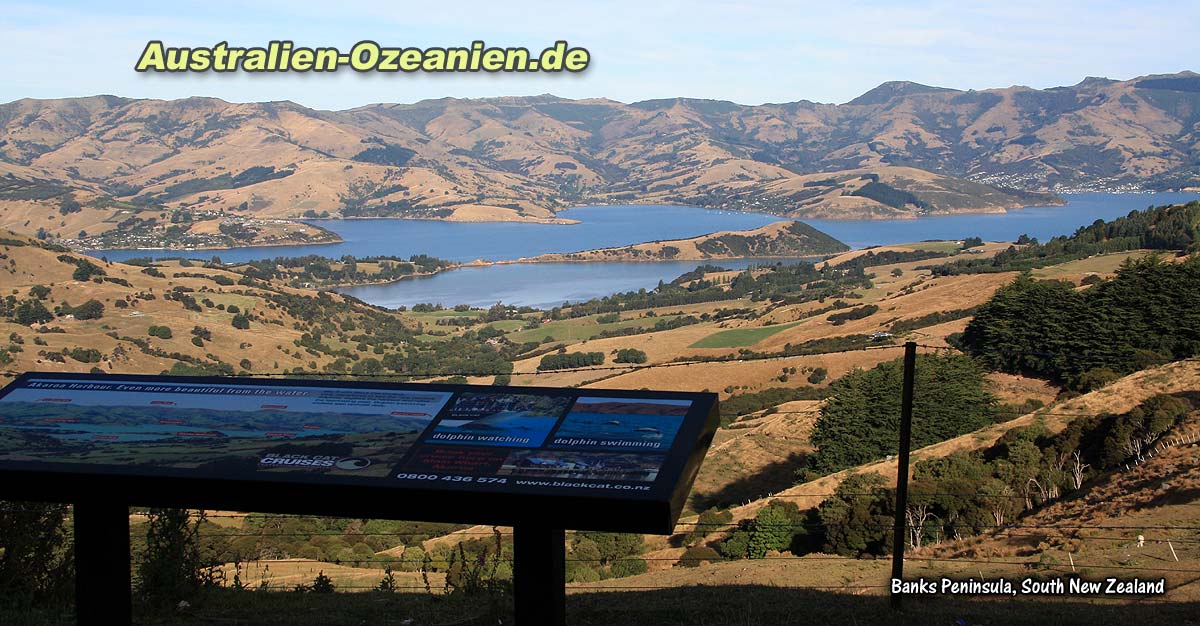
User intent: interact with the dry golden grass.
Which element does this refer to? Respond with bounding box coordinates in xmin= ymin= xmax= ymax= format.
xmin=0 ymin=235 xmax=404 ymax=377
xmin=505 ymin=270 xmax=1012 ymax=394
xmin=1031 ymin=250 xmax=1163 ymax=280
xmin=507 ymin=323 xmax=734 ymax=375
xmin=721 ymin=359 xmax=1200 ymax=524
xmin=581 ymin=527 xmax=1200 ymax=605
xmin=580 ymin=350 xmax=900 ymax=397
xmin=8 ymin=226 xmax=1198 ymax=606
xmin=750 ymin=273 xmax=1016 ymax=353
xmin=985 ymin=372 xmax=1060 ymax=406
xmin=820 ymin=241 xmax=1009 ymax=270
xmin=445 ymin=204 xmax=573 ymax=224
xmin=916 ymin=411 xmax=1200 ymax=604
xmin=689 ymin=402 xmax=822 ymax=507
xmin=0 ymin=199 xmax=115 ymax=239
xmin=216 ymin=559 xmax=443 ymax=592
xmin=421 ymin=526 xmax=512 ymax=553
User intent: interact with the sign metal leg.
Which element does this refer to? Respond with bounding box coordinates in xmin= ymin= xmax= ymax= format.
xmin=73 ymin=501 xmax=131 ymax=626
xmin=512 ymin=525 xmax=565 ymax=626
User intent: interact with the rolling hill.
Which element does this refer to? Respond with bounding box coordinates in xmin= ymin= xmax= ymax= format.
xmin=0 ymin=230 xmax=508 ymax=381
xmin=515 ymin=220 xmax=849 ymax=262
xmin=6 ymin=71 xmax=1200 ymax=247
xmin=5 ymin=207 xmax=1200 ymax=624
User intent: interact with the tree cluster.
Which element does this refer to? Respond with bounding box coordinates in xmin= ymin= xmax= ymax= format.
xmin=929 ymin=202 xmax=1200 ymax=275
xmin=962 ymin=255 xmax=1200 ymax=388
xmin=538 ymin=351 xmax=605 ymax=371
xmin=804 ymin=353 xmax=995 ymax=477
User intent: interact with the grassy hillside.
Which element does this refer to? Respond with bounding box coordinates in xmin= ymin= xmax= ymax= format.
xmin=15 ymin=72 xmax=1200 ymax=246
xmin=0 ymin=230 xmax=512 ymax=380
xmin=7 ymin=72 xmax=1200 ymax=250
xmin=3 ymin=204 xmax=1200 ymax=625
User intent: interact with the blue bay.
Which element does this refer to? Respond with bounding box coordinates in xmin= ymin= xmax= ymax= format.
xmin=85 ymin=193 xmax=1200 ymax=309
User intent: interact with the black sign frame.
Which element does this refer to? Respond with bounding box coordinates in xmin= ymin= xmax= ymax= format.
xmin=0 ymin=371 xmax=720 ymax=626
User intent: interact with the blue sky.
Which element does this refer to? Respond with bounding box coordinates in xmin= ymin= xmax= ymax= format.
xmin=2 ymin=1 xmax=1197 ymax=109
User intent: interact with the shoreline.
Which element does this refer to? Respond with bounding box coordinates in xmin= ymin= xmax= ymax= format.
xmin=70 ymin=198 xmax=1073 ymax=253
xmin=576 ymin=190 xmax=1071 ymax=219
xmin=75 ymin=210 xmax=578 ymax=252
xmin=490 ymin=253 xmax=832 ymax=266
xmin=309 ymin=214 xmax=581 ymax=226
xmin=80 ymin=234 xmax=344 ymax=253
xmin=70 ymin=192 xmax=1196 ymax=259
xmin=326 ymin=253 xmax=836 ymax=290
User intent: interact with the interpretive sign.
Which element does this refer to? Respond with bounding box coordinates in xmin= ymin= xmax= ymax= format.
xmin=0 ymin=372 xmax=720 ymax=626
xmin=0 ymin=372 xmax=717 ymax=529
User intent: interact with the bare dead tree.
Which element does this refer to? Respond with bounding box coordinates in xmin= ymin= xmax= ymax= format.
xmin=905 ymin=504 xmax=937 ymax=550
xmin=1070 ymin=450 xmax=1090 ymax=489
xmin=1123 ymin=436 xmax=1144 ymax=463
xmin=989 ymin=486 xmax=1015 ymax=527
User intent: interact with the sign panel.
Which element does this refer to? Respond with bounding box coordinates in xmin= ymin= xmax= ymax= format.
xmin=0 ymin=378 xmax=453 ymax=478
xmin=0 ymin=373 xmax=719 ymax=532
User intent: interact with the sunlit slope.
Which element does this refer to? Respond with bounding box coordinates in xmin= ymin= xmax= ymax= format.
xmin=10 ymin=72 xmax=1200 ymax=244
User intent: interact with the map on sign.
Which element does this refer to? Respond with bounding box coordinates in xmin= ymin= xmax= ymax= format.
xmin=0 ymin=375 xmax=708 ymax=500
xmin=0 ymin=378 xmax=453 ymax=479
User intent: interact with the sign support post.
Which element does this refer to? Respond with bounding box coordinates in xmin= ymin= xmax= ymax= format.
xmin=890 ymin=341 xmax=917 ymax=610
xmin=513 ymin=525 xmax=566 ymax=626
xmin=73 ymin=500 xmax=132 ymax=626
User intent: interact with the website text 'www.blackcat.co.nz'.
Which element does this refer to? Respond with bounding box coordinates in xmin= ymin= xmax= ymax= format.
xmin=514 ymin=479 xmax=651 ymax=491
xmin=135 ymin=40 xmax=590 ymax=73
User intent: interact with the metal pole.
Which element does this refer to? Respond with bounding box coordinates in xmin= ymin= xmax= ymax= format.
xmin=890 ymin=341 xmax=917 ymax=610
xmin=512 ymin=525 xmax=566 ymax=626
xmin=74 ymin=501 xmax=131 ymax=626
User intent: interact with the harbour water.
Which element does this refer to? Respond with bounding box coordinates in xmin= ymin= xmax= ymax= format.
xmin=87 ymin=193 xmax=1200 ymax=309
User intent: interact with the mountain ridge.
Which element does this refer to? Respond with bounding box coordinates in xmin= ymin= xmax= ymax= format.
xmin=1 ymin=71 xmax=1197 ymax=247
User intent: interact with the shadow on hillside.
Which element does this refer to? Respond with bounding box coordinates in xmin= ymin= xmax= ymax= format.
xmin=689 ymin=452 xmax=808 ymax=512
xmin=1130 ymin=486 xmax=1200 ymax=514
xmin=1169 ymin=391 xmax=1200 ymax=407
